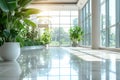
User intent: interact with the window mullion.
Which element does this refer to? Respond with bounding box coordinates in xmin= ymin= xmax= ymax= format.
xmin=116 ymin=0 xmax=120 ymax=48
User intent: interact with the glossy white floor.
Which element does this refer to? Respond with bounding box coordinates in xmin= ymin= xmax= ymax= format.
xmin=0 ymin=47 xmax=120 ymax=80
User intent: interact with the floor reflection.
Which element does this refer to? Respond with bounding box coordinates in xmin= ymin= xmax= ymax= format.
xmin=18 ymin=48 xmax=51 ymax=80
xmin=0 ymin=47 xmax=120 ymax=80
xmin=18 ymin=48 xmax=80 ymax=80
xmin=18 ymin=47 xmax=120 ymax=80
xmin=0 ymin=61 xmax=21 ymax=80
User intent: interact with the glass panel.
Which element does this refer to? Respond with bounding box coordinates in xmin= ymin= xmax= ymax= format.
xmin=71 ymin=11 xmax=78 ymax=16
xmin=49 ymin=11 xmax=59 ymax=16
xmin=37 ymin=10 xmax=78 ymax=47
xmin=50 ymin=16 xmax=59 ymax=24
xmin=89 ymin=33 xmax=92 ymax=46
xmin=71 ymin=76 xmax=78 ymax=80
xmin=71 ymin=68 xmax=78 ymax=75
xmin=83 ymin=8 xmax=86 ymax=20
xmin=60 ymin=76 xmax=70 ymax=80
xmin=50 ymin=27 xmax=60 ymax=46
xmin=39 ymin=11 xmax=49 ymax=16
xmin=37 ymin=76 xmax=47 ymax=80
xmin=86 ymin=19 xmax=89 ymax=33
xmin=48 ymin=76 xmax=59 ymax=80
xmin=85 ymin=35 xmax=89 ymax=46
xmin=109 ymin=27 xmax=116 ymax=47
xmin=101 ymin=0 xmax=105 ymax=3
xmin=100 ymin=0 xmax=106 ymax=47
xmin=100 ymin=2 xmax=106 ymax=30
xmin=60 ymin=17 xmax=70 ymax=24
xmin=80 ymin=12 xmax=82 ymax=25
xmin=82 ymin=8 xmax=84 ymax=22
xmin=48 ymin=68 xmax=59 ymax=75
xmin=60 ymin=11 xmax=70 ymax=16
xmin=38 ymin=17 xmax=49 ymax=24
xmin=89 ymin=16 xmax=92 ymax=33
xmin=90 ymin=0 xmax=92 ymax=14
xmin=59 ymin=26 xmax=70 ymax=46
xmin=109 ymin=0 xmax=116 ymax=26
xmin=80 ymin=0 xmax=92 ymax=47
xmin=59 ymin=25 xmax=70 ymax=33
xmin=86 ymin=3 xmax=89 ymax=16
xmin=100 ymin=30 xmax=106 ymax=47
xmin=71 ymin=17 xmax=78 ymax=25
xmin=60 ymin=68 xmax=70 ymax=75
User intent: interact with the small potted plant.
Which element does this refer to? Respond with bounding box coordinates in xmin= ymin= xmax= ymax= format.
xmin=0 ymin=0 xmax=39 ymax=61
xmin=41 ymin=28 xmax=51 ymax=48
xmin=69 ymin=25 xmax=83 ymax=47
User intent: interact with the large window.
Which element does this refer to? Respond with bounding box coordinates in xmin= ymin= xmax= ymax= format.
xmin=109 ymin=0 xmax=116 ymax=47
xmin=81 ymin=0 xmax=120 ymax=48
xmin=38 ymin=10 xmax=78 ymax=47
xmin=81 ymin=0 xmax=92 ymax=47
xmin=100 ymin=0 xmax=106 ymax=47
xmin=100 ymin=0 xmax=117 ymax=48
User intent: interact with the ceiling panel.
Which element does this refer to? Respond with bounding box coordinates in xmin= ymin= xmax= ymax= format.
xmin=32 ymin=0 xmax=78 ymax=4
xmin=77 ymin=0 xmax=87 ymax=9
xmin=29 ymin=0 xmax=87 ymax=10
xmin=28 ymin=4 xmax=78 ymax=10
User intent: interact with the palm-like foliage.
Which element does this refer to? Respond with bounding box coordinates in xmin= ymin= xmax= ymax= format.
xmin=69 ymin=26 xmax=83 ymax=46
xmin=41 ymin=28 xmax=51 ymax=45
xmin=0 ymin=0 xmax=17 ymax=12
xmin=0 ymin=0 xmax=39 ymax=45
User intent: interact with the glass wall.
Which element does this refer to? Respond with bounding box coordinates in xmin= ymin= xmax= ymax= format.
xmin=38 ymin=10 xmax=78 ymax=47
xmin=81 ymin=0 xmax=120 ymax=48
xmin=100 ymin=0 xmax=106 ymax=47
xmin=81 ymin=0 xmax=92 ymax=47
xmin=100 ymin=0 xmax=118 ymax=48
xmin=109 ymin=0 xmax=116 ymax=47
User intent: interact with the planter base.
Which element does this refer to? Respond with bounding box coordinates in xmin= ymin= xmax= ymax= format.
xmin=0 ymin=42 xmax=20 ymax=61
xmin=72 ymin=41 xmax=79 ymax=47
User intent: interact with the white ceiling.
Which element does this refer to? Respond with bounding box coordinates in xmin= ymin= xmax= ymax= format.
xmin=28 ymin=4 xmax=78 ymax=10
xmin=32 ymin=0 xmax=78 ymax=4
xmin=29 ymin=0 xmax=87 ymax=10
xmin=77 ymin=0 xmax=87 ymax=9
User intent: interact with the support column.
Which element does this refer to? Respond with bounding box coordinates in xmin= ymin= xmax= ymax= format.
xmin=91 ymin=0 xmax=100 ymax=49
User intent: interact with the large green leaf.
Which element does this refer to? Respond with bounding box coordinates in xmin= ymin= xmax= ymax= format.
xmin=21 ymin=8 xmax=40 ymax=16
xmin=18 ymin=0 xmax=32 ymax=7
xmin=14 ymin=8 xmax=39 ymax=19
xmin=0 ymin=0 xmax=17 ymax=12
xmin=0 ymin=0 xmax=8 ymax=12
xmin=0 ymin=37 xmax=4 ymax=46
xmin=10 ymin=29 xmax=18 ymax=39
xmin=24 ymin=19 xmax=36 ymax=27
xmin=16 ymin=20 xmax=24 ymax=30
xmin=7 ymin=0 xmax=17 ymax=11
xmin=3 ymin=29 xmax=10 ymax=41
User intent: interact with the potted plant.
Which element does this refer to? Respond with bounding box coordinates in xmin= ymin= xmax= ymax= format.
xmin=41 ymin=28 xmax=51 ymax=48
xmin=69 ymin=25 xmax=83 ymax=47
xmin=0 ymin=0 xmax=39 ymax=61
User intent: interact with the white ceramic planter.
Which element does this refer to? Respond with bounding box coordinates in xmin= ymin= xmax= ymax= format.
xmin=1 ymin=42 xmax=20 ymax=61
